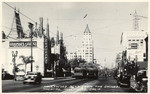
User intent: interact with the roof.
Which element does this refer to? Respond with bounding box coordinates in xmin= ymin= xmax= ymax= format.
xmin=84 ymin=24 xmax=91 ymax=33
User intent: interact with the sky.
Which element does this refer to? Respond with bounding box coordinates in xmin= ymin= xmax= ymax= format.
xmin=2 ymin=2 xmax=148 ymax=68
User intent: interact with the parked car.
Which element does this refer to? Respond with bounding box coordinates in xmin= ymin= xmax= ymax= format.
xmin=133 ymin=69 xmax=148 ymax=92
xmin=2 ymin=71 xmax=14 ymax=80
xmin=23 ymin=72 xmax=42 ymax=84
xmin=117 ymin=71 xmax=131 ymax=87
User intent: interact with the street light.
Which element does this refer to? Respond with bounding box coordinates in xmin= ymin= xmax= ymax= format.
xmin=28 ymin=22 xmax=34 ymax=72
xmin=12 ymin=51 xmax=18 ymax=80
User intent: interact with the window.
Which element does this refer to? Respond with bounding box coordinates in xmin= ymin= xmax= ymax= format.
xmin=143 ymin=53 xmax=146 ymax=57
xmin=131 ymin=43 xmax=138 ymax=49
xmin=141 ymin=40 xmax=143 ymax=43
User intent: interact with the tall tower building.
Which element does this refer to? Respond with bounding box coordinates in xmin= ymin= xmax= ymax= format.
xmin=77 ymin=24 xmax=94 ymax=63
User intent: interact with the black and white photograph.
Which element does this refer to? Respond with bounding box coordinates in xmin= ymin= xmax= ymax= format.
xmin=1 ymin=0 xmax=149 ymax=93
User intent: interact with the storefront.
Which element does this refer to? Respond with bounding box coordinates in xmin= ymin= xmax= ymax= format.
xmin=2 ymin=37 xmax=45 ymax=76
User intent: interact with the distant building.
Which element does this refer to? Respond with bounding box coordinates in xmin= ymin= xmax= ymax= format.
xmin=77 ymin=24 xmax=94 ymax=63
xmin=77 ymin=48 xmax=83 ymax=59
xmin=66 ymin=52 xmax=77 ymax=60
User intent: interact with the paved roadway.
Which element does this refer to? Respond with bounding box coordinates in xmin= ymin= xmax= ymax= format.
xmin=2 ymin=76 xmax=136 ymax=92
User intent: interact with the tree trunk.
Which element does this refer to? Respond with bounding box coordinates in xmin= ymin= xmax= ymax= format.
xmin=25 ymin=64 xmax=27 ymax=74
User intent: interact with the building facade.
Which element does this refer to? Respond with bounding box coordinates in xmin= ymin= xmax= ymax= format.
xmin=121 ymin=30 xmax=147 ymax=62
xmin=2 ymin=11 xmax=50 ymax=76
xmin=77 ymin=24 xmax=94 ymax=63
xmin=67 ymin=52 xmax=77 ymax=60
xmin=2 ymin=37 xmax=45 ymax=76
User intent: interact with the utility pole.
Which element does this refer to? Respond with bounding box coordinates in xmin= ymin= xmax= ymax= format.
xmin=12 ymin=51 xmax=18 ymax=80
xmin=28 ymin=22 xmax=34 ymax=72
xmin=133 ymin=10 xmax=139 ymax=31
xmin=130 ymin=10 xmax=148 ymax=31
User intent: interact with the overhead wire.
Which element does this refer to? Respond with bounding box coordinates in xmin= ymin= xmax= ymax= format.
xmin=3 ymin=2 xmax=39 ymax=25
xmin=4 ymin=2 xmax=147 ymax=55
xmin=3 ymin=2 xmax=58 ymax=38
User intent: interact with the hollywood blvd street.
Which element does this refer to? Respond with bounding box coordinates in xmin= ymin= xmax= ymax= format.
xmin=2 ymin=76 xmax=136 ymax=92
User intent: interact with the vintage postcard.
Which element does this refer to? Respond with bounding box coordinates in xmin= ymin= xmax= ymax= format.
xmin=1 ymin=0 xmax=149 ymax=93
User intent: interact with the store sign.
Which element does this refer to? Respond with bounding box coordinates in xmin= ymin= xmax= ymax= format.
xmin=9 ymin=41 xmax=37 ymax=48
xmin=131 ymin=43 xmax=138 ymax=49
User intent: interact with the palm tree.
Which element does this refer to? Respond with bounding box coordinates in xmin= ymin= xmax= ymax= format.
xmin=15 ymin=63 xmax=24 ymax=72
xmin=19 ymin=55 xmax=34 ymax=74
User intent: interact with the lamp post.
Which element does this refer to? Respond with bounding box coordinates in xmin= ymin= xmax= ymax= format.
xmin=135 ymin=55 xmax=138 ymax=73
xmin=12 ymin=51 xmax=18 ymax=80
xmin=28 ymin=22 xmax=34 ymax=72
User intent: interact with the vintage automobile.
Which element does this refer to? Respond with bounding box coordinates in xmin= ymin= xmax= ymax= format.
xmin=2 ymin=71 xmax=14 ymax=80
xmin=23 ymin=72 xmax=42 ymax=84
xmin=133 ymin=69 xmax=147 ymax=92
xmin=117 ymin=69 xmax=131 ymax=87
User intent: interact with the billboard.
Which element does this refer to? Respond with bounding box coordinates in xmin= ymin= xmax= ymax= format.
xmin=9 ymin=41 xmax=37 ymax=48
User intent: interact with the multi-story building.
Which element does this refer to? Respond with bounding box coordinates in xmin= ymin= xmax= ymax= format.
xmin=121 ymin=30 xmax=147 ymax=62
xmin=77 ymin=24 xmax=94 ymax=63
xmin=77 ymin=48 xmax=83 ymax=59
xmin=66 ymin=52 xmax=77 ymax=60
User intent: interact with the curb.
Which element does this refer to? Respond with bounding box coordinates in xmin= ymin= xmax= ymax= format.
xmin=42 ymin=77 xmax=73 ymax=80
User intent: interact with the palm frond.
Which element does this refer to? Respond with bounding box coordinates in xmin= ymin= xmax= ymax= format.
xmin=18 ymin=69 xmax=25 ymax=72
xmin=17 ymin=63 xmax=24 ymax=66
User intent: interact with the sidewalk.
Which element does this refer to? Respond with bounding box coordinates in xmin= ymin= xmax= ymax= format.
xmin=42 ymin=76 xmax=74 ymax=80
